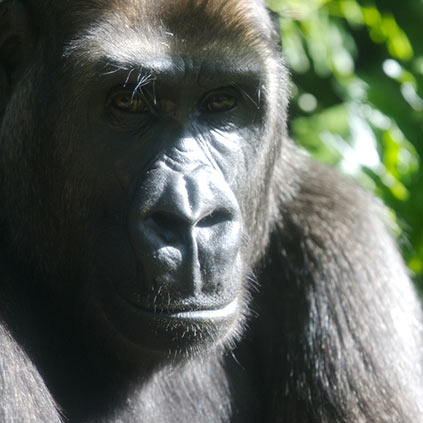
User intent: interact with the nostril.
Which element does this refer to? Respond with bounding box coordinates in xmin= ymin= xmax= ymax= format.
xmin=197 ymin=208 xmax=233 ymax=228
xmin=147 ymin=208 xmax=234 ymax=230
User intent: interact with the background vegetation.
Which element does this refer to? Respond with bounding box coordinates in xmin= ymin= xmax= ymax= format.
xmin=268 ymin=0 xmax=423 ymax=292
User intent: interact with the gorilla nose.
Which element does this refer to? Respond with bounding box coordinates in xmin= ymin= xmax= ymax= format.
xmin=129 ymin=164 xmax=242 ymax=303
xmin=147 ymin=206 xmax=234 ymax=236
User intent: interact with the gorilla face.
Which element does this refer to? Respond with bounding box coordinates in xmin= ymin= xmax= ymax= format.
xmin=87 ymin=77 xmax=260 ymax=354
xmin=0 ymin=0 xmax=287 ymax=359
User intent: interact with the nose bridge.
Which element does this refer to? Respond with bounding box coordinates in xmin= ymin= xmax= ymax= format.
xmin=141 ymin=135 xmax=228 ymax=224
xmin=184 ymin=168 xmax=217 ymax=223
xmin=162 ymin=135 xmax=210 ymax=174
xmin=159 ymin=167 xmax=216 ymax=224
xmin=149 ymin=159 xmax=234 ymax=226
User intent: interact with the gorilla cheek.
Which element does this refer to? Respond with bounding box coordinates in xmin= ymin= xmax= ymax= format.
xmin=95 ymin=229 xmax=139 ymax=302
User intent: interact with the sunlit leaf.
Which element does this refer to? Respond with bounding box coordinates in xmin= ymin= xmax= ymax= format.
xmin=268 ymin=0 xmax=423 ymax=287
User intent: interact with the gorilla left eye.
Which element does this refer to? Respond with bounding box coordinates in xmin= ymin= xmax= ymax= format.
xmin=201 ymin=91 xmax=237 ymax=113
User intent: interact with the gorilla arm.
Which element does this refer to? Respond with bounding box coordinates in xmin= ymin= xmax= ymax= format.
xmin=259 ymin=148 xmax=423 ymax=422
xmin=0 ymin=327 xmax=61 ymax=422
xmin=0 ymin=271 xmax=62 ymax=423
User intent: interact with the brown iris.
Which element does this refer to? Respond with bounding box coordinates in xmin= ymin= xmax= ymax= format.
xmin=111 ymin=92 xmax=149 ymax=113
xmin=203 ymin=92 xmax=237 ymax=113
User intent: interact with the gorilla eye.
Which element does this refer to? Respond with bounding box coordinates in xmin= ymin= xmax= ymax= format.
xmin=202 ymin=91 xmax=237 ymax=113
xmin=111 ymin=92 xmax=150 ymax=113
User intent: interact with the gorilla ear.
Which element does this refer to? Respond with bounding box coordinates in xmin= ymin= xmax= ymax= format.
xmin=0 ymin=1 xmax=33 ymax=106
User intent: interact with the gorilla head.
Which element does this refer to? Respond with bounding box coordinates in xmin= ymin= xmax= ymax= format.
xmin=0 ymin=0 xmax=287 ymax=361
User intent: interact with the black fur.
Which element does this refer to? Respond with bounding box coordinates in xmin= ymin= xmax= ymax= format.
xmin=0 ymin=1 xmax=422 ymax=422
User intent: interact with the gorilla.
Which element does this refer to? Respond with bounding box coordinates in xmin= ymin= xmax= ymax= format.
xmin=0 ymin=0 xmax=422 ymax=422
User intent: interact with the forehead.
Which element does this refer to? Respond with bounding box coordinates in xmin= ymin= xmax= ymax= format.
xmin=64 ymin=0 xmax=271 ymax=31
xmin=57 ymin=0 xmax=273 ymax=67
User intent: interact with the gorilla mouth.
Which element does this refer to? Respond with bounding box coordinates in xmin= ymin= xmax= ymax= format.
xmin=135 ymin=298 xmax=239 ymax=321
xmin=100 ymin=284 xmax=241 ymax=354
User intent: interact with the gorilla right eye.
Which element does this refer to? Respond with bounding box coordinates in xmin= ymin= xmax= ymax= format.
xmin=110 ymin=92 xmax=150 ymax=113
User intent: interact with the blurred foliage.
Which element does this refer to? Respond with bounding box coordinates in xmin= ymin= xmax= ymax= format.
xmin=268 ymin=0 xmax=423 ymax=291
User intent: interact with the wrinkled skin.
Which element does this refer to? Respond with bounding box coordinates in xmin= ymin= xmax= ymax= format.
xmin=0 ymin=1 xmax=422 ymax=422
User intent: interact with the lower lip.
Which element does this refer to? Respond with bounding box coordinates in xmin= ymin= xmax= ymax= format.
xmin=159 ymin=299 xmax=238 ymax=321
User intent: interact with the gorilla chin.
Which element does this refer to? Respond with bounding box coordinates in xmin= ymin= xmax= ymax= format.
xmin=99 ymin=280 xmax=242 ymax=355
